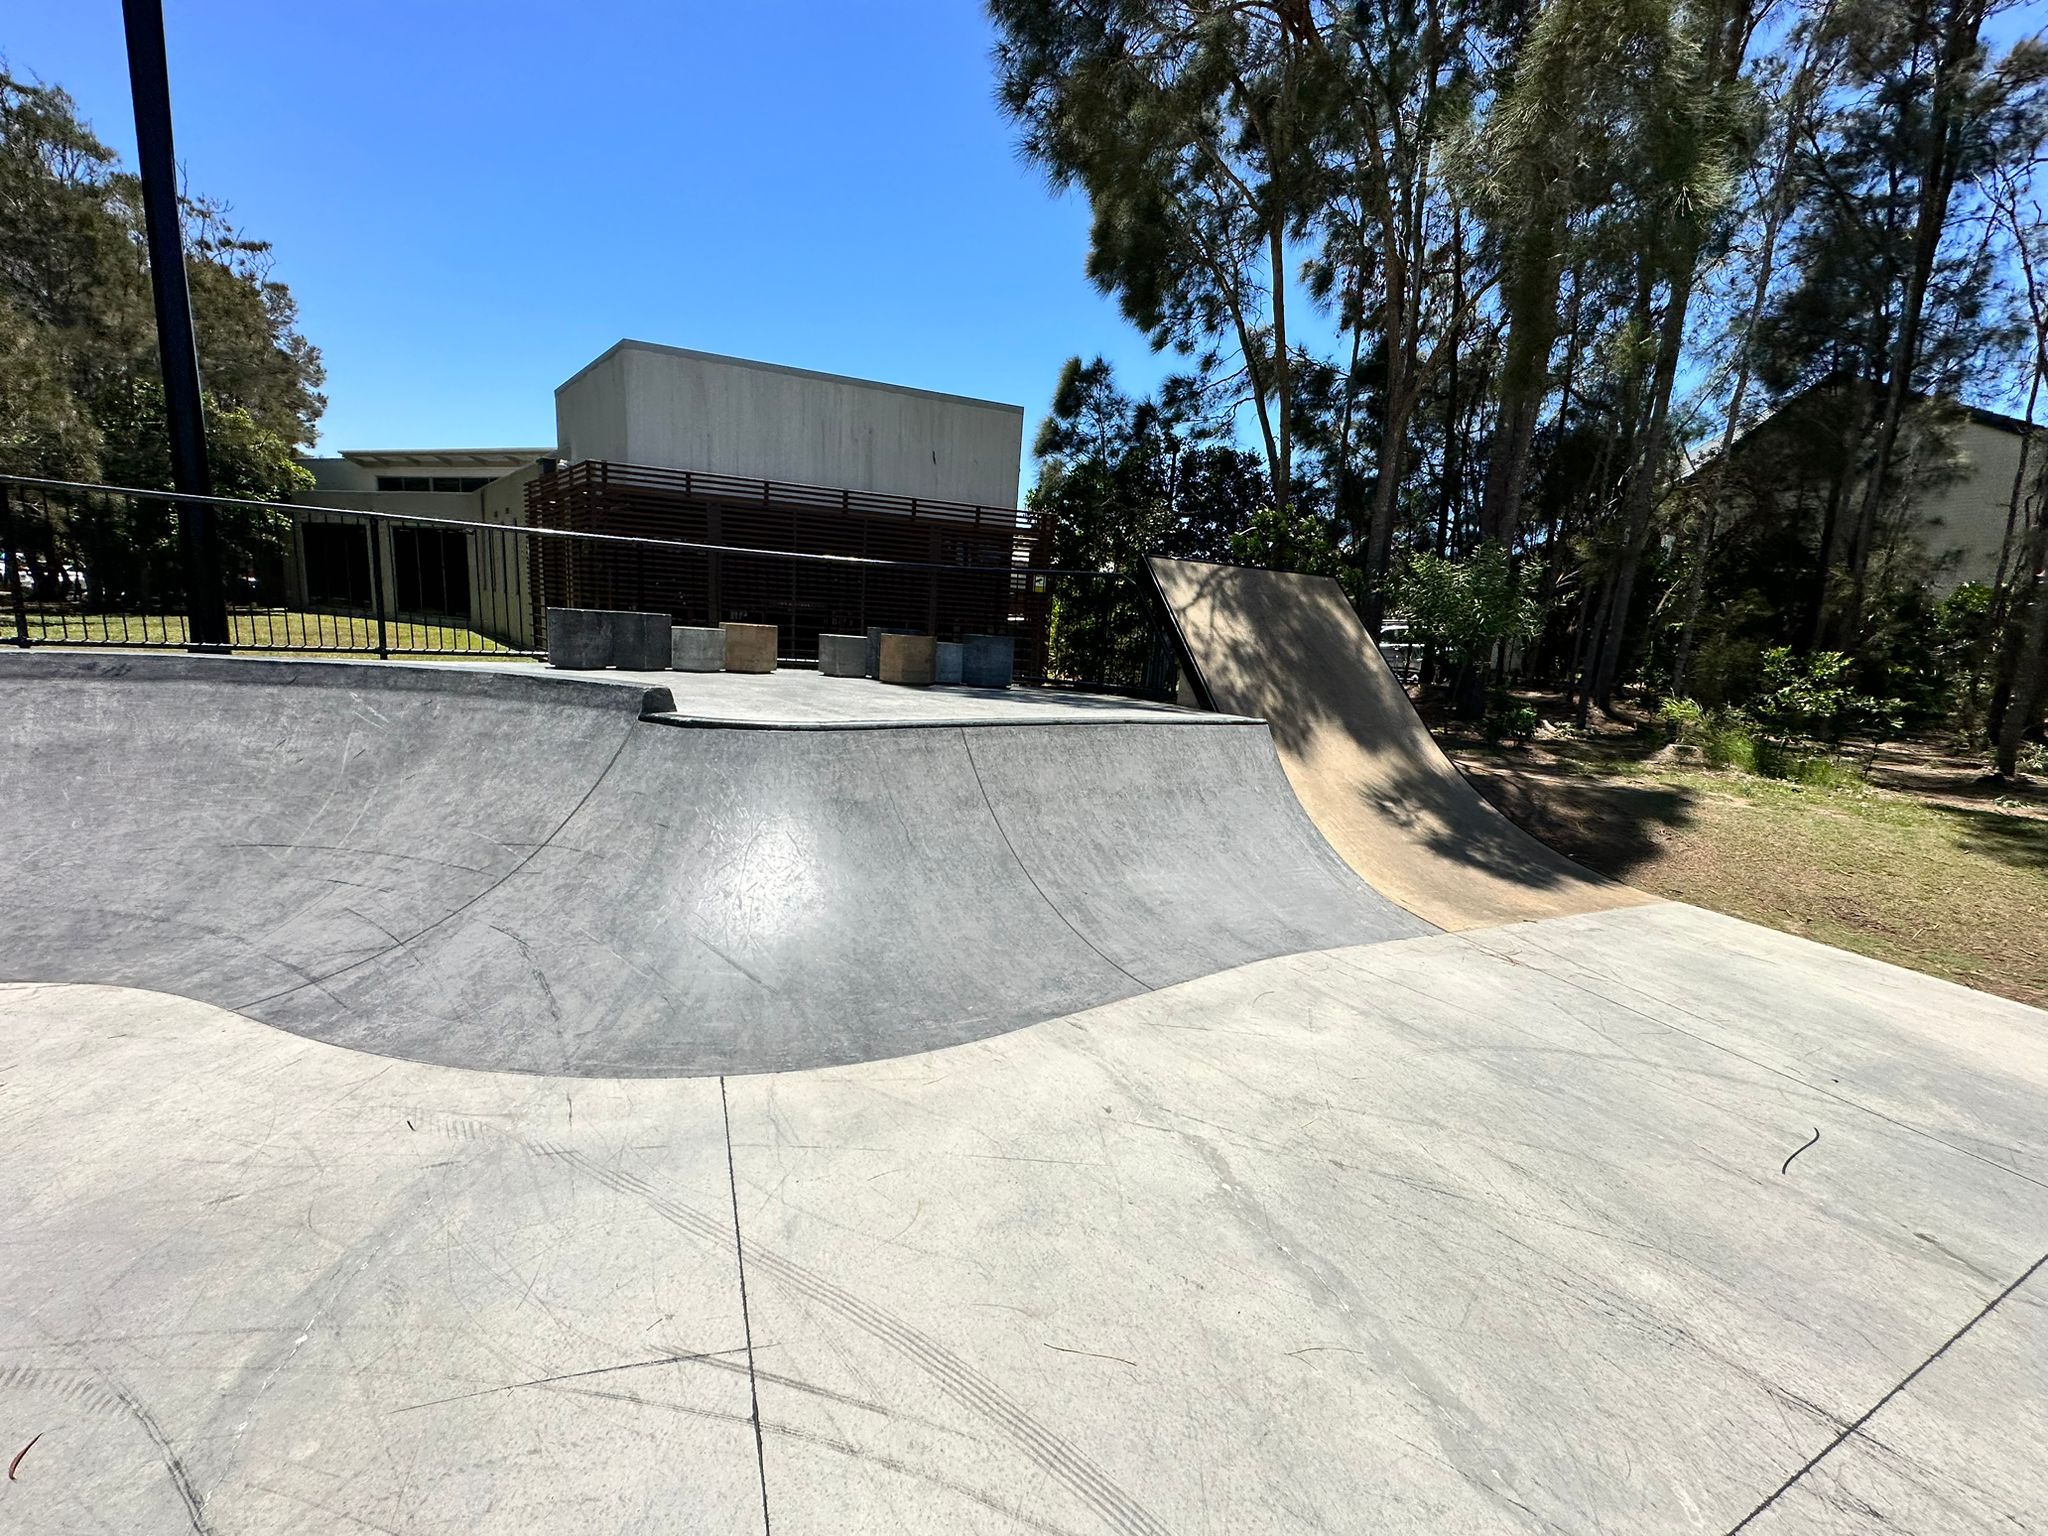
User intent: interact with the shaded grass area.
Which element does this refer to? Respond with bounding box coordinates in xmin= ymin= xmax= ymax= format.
xmin=1443 ymin=721 xmax=2048 ymax=1009
xmin=15 ymin=609 xmax=529 ymax=658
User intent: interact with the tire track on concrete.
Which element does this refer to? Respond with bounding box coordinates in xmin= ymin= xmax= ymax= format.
xmin=540 ymin=1141 xmax=1170 ymax=1536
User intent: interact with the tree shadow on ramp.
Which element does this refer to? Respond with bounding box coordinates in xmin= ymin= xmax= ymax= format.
xmin=1458 ymin=760 xmax=1697 ymax=882
xmin=1148 ymin=557 xmax=1661 ymax=930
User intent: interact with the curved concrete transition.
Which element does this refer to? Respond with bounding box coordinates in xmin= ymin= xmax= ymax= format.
xmin=1149 ymin=555 xmax=1659 ymax=931
xmin=0 ymin=652 xmax=1429 ymax=1075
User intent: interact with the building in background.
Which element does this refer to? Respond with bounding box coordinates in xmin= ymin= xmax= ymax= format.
xmin=1689 ymin=388 xmax=2041 ymax=600
xmin=291 ymin=343 xmax=1031 ymax=656
xmin=292 ymin=448 xmax=551 ymax=642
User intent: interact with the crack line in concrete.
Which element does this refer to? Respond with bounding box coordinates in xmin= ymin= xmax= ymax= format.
xmin=1724 ymin=1249 xmax=2048 ymax=1532
xmin=959 ymin=728 xmax=1153 ymax=995
xmin=722 ymin=1074 xmax=773 ymax=1535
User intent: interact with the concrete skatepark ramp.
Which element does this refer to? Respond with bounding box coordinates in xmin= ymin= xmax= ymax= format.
xmin=0 ymin=652 xmax=1428 ymax=1075
xmin=3 ymin=647 xmax=2046 ymax=1533
xmin=1149 ymin=555 xmax=1657 ymax=930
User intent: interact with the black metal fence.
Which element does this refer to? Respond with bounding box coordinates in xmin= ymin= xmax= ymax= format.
xmin=0 ymin=474 xmax=1175 ymax=694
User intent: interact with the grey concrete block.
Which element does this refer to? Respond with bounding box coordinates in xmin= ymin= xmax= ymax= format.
xmin=866 ymin=626 xmax=919 ymax=679
xmin=934 ymin=641 xmax=964 ymax=685
xmin=670 ymin=626 xmax=726 ymax=672
xmin=612 ymin=612 xmax=672 ymax=671
xmin=963 ymin=633 xmax=1015 ymax=689
xmin=722 ymin=623 xmax=779 ymax=674
xmin=879 ymin=633 xmax=936 ymax=687
xmin=547 ymin=608 xmax=613 ymax=670
xmin=818 ymin=634 xmax=867 ymax=678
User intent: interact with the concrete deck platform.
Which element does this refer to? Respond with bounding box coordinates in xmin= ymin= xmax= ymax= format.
xmin=3 ymin=901 xmax=2043 ymax=1533
xmin=560 ymin=665 xmax=1238 ymax=729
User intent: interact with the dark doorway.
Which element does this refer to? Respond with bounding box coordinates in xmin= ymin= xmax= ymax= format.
xmin=393 ymin=527 xmax=471 ymax=618
xmin=302 ymin=521 xmax=373 ymax=608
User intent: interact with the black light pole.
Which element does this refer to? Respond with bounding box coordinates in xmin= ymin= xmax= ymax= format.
xmin=122 ymin=0 xmax=229 ymax=648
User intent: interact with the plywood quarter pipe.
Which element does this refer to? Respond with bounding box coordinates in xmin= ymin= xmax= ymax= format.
xmin=1148 ymin=556 xmax=1658 ymax=932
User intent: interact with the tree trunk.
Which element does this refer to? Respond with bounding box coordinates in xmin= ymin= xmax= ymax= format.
xmin=1480 ymin=238 xmax=1563 ymax=549
xmin=1807 ymin=395 xmax=1869 ymax=650
xmin=1674 ymin=18 xmax=1812 ymax=694
xmin=1592 ymin=261 xmax=1692 ymax=710
xmin=1361 ymin=444 xmax=1404 ymax=636
xmin=1839 ymin=0 xmax=1984 ymax=643
xmin=1268 ymin=220 xmax=1292 ymax=516
xmin=1670 ymin=498 xmax=1718 ymax=697
xmin=1574 ymin=565 xmax=1617 ymax=728
xmin=1481 ymin=383 xmax=1544 ymax=549
xmin=1996 ymin=532 xmax=2048 ymax=776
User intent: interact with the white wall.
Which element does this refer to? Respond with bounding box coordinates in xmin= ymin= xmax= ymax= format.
xmin=552 ymin=348 xmax=632 ymax=467
xmin=476 ymin=462 xmax=543 ymax=648
xmin=1914 ymin=418 xmax=2034 ymax=592
xmin=556 ymin=341 xmax=1025 ymax=508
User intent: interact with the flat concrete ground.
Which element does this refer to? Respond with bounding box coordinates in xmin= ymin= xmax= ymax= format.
xmin=544 ymin=664 xmax=1230 ymax=727
xmin=4 ymin=902 xmax=2043 ymax=1534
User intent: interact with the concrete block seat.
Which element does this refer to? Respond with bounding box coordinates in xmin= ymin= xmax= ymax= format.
xmin=547 ymin=607 xmax=670 ymax=671
xmin=611 ymin=612 xmax=672 ymax=670
xmin=963 ymin=633 xmax=1015 ymax=689
xmin=546 ymin=607 xmax=610 ymax=670
xmin=879 ymin=633 xmax=937 ymax=687
xmin=817 ymin=634 xmax=866 ymax=678
xmin=865 ymin=626 xmax=919 ymax=679
xmin=721 ymin=623 xmax=778 ymax=674
xmin=670 ymin=626 xmax=726 ymax=672
xmin=935 ymin=641 xmax=964 ymax=686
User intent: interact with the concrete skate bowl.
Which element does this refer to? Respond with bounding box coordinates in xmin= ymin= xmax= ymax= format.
xmin=0 ymin=652 xmax=1430 ymax=1076
xmin=1148 ymin=556 xmax=1659 ymax=931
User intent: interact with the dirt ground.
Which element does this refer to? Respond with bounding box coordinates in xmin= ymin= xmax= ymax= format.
xmin=1428 ymin=696 xmax=2048 ymax=1009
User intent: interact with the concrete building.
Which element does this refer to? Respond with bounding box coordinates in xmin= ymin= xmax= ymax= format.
xmin=1906 ymin=406 xmax=2038 ymax=590
xmin=1696 ymin=389 xmax=2042 ymax=599
xmin=291 ymin=345 xmax=1030 ymax=655
xmin=291 ymin=449 xmax=552 ymax=640
xmin=555 ymin=341 xmax=1022 ymax=508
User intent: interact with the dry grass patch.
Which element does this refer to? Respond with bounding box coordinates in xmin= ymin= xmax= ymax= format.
xmin=1448 ymin=731 xmax=2048 ymax=1009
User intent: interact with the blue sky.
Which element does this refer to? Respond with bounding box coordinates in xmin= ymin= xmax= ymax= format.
xmin=4 ymin=1 xmax=1175 ymax=482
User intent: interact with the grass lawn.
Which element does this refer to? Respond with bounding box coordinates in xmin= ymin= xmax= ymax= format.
xmin=1440 ymin=712 xmax=2048 ymax=1008
xmin=15 ymin=608 xmax=532 ymax=659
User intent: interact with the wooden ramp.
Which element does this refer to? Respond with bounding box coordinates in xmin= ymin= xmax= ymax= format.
xmin=1148 ymin=556 xmax=1657 ymax=931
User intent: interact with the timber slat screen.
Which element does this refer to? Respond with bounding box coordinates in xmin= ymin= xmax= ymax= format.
xmin=525 ymin=460 xmax=1051 ymax=671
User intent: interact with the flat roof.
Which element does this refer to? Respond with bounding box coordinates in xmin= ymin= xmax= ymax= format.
xmin=324 ymin=449 xmax=555 ymax=469
xmin=557 ymin=339 xmax=1027 ymax=417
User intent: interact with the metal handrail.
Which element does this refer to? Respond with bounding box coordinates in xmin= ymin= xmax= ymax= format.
xmin=1 ymin=473 xmax=1168 ymax=689
xmin=0 ymin=472 xmax=1106 ymax=581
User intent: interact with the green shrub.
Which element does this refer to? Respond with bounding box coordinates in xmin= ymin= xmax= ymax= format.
xmin=1486 ymin=703 xmax=1540 ymax=745
xmin=1389 ymin=543 xmax=1541 ymax=668
xmin=1659 ymin=695 xmax=1757 ymax=768
xmin=1704 ymin=720 xmax=1760 ymax=773
xmin=1756 ymin=746 xmax=1864 ymax=788
xmin=1751 ymin=647 xmax=1898 ymax=744
xmin=1657 ymin=695 xmax=1711 ymax=744
xmin=1662 ymin=690 xmax=1865 ymax=785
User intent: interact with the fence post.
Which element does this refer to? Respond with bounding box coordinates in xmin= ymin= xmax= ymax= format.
xmin=2 ymin=490 xmax=31 ymax=648
xmin=370 ymin=520 xmax=390 ymax=660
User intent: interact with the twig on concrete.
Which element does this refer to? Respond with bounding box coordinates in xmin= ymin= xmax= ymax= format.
xmin=1781 ymin=1127 xmax=1820 ymax=1175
